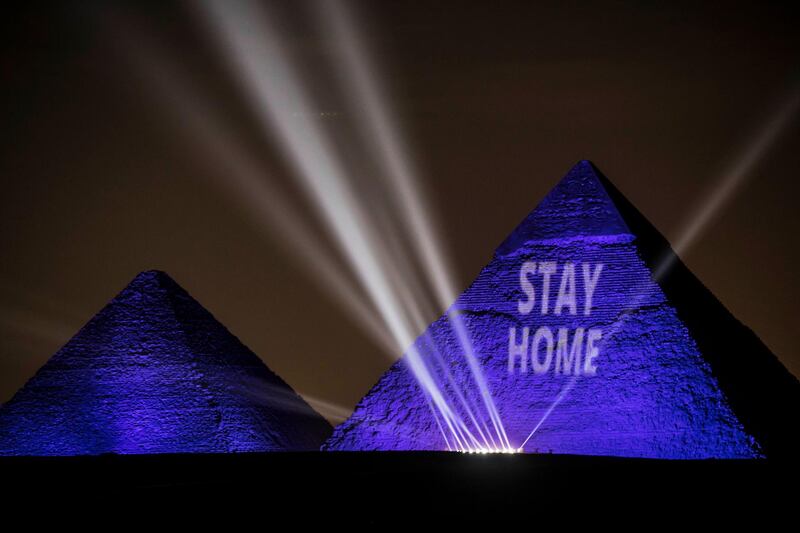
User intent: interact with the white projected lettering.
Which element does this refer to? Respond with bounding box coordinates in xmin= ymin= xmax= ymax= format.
xmin=509 ymin=262 xmax=603 ymax=375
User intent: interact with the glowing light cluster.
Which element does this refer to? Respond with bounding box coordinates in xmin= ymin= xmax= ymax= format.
xmin=460 ymin=447 xmax=522 ymax=455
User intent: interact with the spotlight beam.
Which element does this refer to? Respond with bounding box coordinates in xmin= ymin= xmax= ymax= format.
xmin=660 ymin=88 xmax=800 ymax=279
xmin=200 ymin=0 xmax=493 ymax=449
xmin=114 ymin=20 xmax=396 ymax=357
xmin=319 ymin=0 xmax=511 ymax=450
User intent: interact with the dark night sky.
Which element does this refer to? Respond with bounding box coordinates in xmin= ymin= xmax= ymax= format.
xmin=1 ymin=0 xmax=798 ymax=419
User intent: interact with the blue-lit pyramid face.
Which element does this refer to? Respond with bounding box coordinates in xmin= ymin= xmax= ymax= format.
xmin=0 ymin=271 xmax=331 ymax=455
xmin=325 ymin=161 xmax=764 ymax=458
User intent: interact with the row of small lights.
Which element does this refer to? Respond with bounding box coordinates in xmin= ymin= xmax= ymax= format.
xmin=459 ymin=447 xmax=522 ymax=454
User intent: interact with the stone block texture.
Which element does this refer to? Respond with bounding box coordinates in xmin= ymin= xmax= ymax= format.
xmin=0 ymin=271 xmax=332 ymax=455
xmin=325 ymin=161 xmax=799 ymax=458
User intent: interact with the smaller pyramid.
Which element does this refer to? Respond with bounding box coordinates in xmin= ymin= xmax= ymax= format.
xmin=0 ymin=271 xmax=331 ymax=455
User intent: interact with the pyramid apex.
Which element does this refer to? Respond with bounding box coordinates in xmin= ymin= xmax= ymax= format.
xmin=131 ymin=269 xmax=174 ymax=282
xmin=137 ymin=269 xmax=169 ymax=276
xmin=495 ymin=161 xmax=631 ymax=255
xmin=123 ymin=270 xmax=183 ymax=293
xmin=574 ymin=158 xmax=596 ymax=168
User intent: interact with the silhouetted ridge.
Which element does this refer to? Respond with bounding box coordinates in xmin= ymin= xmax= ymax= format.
xmin=589 ymin=162 xmax=800 ymax=460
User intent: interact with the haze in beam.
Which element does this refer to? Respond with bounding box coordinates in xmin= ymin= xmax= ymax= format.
xmin=199 ymin=0 xmax=514 ymax=451
xmin=318 ymin=0 xmax=511 ymax=449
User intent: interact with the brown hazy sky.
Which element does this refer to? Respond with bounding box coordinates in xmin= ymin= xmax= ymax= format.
xmin=1 ymin=0 xmax=798 ymax=418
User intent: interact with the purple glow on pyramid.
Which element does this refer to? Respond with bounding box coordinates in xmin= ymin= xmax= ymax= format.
xmin=325 ymin=161 xmax=799 ymax=458
xmin=0 ymin=271 xmax=331 ymax=455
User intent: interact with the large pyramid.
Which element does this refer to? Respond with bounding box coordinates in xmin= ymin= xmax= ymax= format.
xmin=0 ymin=271 xmax=331 ymax=455
xmin=325 ymin=161 xmax=800 ymax=459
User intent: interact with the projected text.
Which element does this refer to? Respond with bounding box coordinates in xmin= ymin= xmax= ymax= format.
xmin=508 ymin=262 xmax=604 ymax=375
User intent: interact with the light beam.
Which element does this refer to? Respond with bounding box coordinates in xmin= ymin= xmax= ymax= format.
xmin=318 ymin=0 xmax=511 ymax=450
xmin=199 ymin=0 xmax=510 ymax=451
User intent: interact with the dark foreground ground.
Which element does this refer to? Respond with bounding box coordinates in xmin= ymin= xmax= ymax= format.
xmin=1 ymin=452 xmax=796 ymax=524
